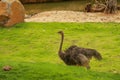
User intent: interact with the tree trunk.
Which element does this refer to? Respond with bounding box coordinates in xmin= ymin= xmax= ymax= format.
xmin=105 ymin=0 xmax=117 ymax=14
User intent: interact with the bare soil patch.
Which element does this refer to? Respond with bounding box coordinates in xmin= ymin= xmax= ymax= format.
xmin=25 ymin=11 xmax=120 ymax=22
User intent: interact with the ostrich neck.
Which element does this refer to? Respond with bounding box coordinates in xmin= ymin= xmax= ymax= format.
xmin=59 ymin=33 xmax=64 ymax=54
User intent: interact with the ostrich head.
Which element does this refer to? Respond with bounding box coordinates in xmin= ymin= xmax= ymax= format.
xmin=58 ymin=31 xmax=64 ymax=34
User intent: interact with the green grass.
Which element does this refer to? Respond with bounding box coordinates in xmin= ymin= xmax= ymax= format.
xmin=0 ymin=22 xmax=120 ymax=80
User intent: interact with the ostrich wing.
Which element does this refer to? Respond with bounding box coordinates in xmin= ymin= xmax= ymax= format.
xmin=65 ymin=45 xmax=102 ymax=60
xmin=71 ymin=53 xmax=90 ymax=68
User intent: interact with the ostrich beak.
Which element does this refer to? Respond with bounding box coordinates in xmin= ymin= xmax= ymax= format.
xmin=57 ymin=31 xmax=60 ymax=34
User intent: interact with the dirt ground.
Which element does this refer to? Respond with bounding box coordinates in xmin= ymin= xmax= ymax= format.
xmin=25 ymin=11 xmax=120 ymax=22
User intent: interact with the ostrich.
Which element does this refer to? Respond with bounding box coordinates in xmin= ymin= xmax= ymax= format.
xmin=58 ymin=31 xmax=102 ymax=69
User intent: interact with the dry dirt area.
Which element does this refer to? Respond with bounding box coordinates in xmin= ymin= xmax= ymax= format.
xmin=25 ymin=11 xmax=120 ymax=22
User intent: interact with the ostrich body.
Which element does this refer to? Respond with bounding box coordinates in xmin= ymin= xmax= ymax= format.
xmin=58 ymin=31 xmax=102 ymax=69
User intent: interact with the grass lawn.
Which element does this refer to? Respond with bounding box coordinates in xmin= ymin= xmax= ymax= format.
xmin=0 ymin=22 xmax=120 ymax=80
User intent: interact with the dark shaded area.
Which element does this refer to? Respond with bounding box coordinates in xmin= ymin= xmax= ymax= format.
xmin=85 ymin=0 xmax=120 ymax=13
xmin=0 ymin=15 xmax=9 ymax=26
xmin=105 ymin=0 xmax=117 ymax=14
xmin=20 ymin=0 xmax=77 ymax=4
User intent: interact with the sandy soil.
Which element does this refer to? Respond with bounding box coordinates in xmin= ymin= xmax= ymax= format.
xmin=25 ymin=11 xmax=120 ymax=22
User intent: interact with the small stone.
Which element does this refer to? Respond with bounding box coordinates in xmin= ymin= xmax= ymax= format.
xmin=3 ymin=65 xmax=12 ymax=71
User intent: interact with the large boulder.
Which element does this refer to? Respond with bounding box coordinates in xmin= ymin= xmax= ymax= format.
xmin=0 ymin=0 xmax=25 ymax=27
